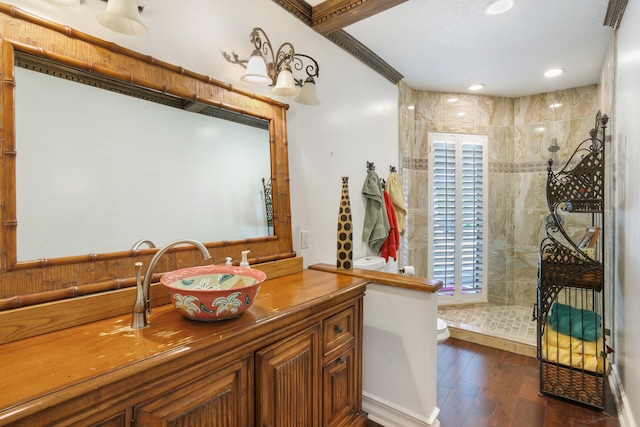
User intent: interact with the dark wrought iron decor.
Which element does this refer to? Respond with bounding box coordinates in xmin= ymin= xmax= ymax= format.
xmin=536 ymin=111 xmax=609 ymax=411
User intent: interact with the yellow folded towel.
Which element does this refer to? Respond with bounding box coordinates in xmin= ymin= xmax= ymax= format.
xmin=386 ymin=172 xmax=406 ymax=234
xmin=542 ymin=331 xmax=607 ymax=373
xmin=543 ymin=329 xmax=602 ymax=356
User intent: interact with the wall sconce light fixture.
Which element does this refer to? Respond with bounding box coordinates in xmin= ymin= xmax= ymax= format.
xmin=97 ymin=0 xmax=147 ymax=36
xmin=223 ymin=27 xmax=320 ymax=106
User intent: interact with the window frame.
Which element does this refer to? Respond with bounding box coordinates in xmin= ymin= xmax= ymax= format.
xmin=428 ymin=132 xmax=488 ymax=304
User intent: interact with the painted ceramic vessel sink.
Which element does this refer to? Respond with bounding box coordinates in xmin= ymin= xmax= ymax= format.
xmin=160 ymin=265 xmax=266 ymax=321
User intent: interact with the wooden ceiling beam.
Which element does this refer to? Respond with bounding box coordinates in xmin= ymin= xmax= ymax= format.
xmin=603 ymin=0 xmax=628 ymax=29
xmin=311 ymin=0 xmax=408 ymax=36
xmin=272 ymin=0 xmax=313 ymax=26
xmin=271 ymin=0 xmax=405 ymax=84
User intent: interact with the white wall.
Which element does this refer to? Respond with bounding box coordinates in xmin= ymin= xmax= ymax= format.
xmin=11 ymin=0 xmax=399 ymax=267
xmin=614 ymin=0 xmax=640 ymax=424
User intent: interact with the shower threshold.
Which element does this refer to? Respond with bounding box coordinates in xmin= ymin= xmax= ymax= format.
xmin=438 ymin=304 xmax=536 ymax=357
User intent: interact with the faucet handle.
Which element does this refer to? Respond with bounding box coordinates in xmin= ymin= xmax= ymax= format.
xmin=131 ymin=262 xmax=148 ymax=329
xmin=134 ymin=261 xmax=153 ymax=316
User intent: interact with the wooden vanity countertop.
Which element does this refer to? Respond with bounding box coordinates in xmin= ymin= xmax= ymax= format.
xmin=0 ymin=269 xmax=367 ymax=421
xmin=309 ymin=263 xmax=443 ymax=293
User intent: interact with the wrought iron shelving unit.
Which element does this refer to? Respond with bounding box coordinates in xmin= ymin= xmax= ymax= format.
xmin=536 ymin=111 xmax=609 ymax=410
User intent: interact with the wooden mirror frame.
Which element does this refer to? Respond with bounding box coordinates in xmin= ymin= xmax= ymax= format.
xmin=0 ymin=5 xmax=294 ymax=311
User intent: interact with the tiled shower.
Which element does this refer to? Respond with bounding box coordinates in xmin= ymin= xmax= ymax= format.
xmin=398 ymin=82 xmax=602 ymax=349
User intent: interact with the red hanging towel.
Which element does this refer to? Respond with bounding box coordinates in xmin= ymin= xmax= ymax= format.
xmin=381 ymin=189 xmax=400 ymax=261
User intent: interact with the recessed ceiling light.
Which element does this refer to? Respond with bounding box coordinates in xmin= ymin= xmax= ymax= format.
xmin=550 ymin=103 xmax=562 ymax=109
xmin=544 ymin=68 xmax=564 ymax=78
xmin=469 ymin=84 xmax=485 ymax=91
xmin=484 ymin=0 xmax=514 ymax=15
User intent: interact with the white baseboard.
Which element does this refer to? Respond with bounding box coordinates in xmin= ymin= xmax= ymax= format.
xmin=610 ymin=364 xmax=637 ymax=427
xmin=362 ymin=391 xmax=440 ymax=427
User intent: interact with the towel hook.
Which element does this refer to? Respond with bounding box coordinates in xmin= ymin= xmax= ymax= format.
xmin=367 ymin=161 xmax=376 ymax=172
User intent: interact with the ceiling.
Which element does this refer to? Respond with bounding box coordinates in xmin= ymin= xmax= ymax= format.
xmin=277 ymin=0 xmax=619 ymax=98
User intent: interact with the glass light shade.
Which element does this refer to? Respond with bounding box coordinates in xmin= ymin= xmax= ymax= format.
xmin=44 ymin=0 xmax=81 ymax=6
xmin=241 ymin=52 xmax=272 ymax=85
xmin=295 ymin=78 xmax=320 ymax=106
xmin=97 ymin=0 xmax=148 ymax=36
xmin=271 ymin=68 xmax=298 ymax=97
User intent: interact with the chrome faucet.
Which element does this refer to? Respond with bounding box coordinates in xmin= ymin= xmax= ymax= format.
xmin=131 ymin=239 xmax=156 ymax=251
xmin=132 ymin=239 xmax=211 ymax=329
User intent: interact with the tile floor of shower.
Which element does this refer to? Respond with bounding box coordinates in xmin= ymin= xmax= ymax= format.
xmin=437 ymin=304 xmax=538 ymax=357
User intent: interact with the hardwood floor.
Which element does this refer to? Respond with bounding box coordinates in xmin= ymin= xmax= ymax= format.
xmin=368 ymin=337 xmax=619 ymax=427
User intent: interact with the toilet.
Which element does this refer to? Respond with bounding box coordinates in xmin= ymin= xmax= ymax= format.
xmin=353 ymin=256 xmax=387 ymax=272
xmin=437 ymin=317 xmax=450 ymax=343
xmin=354 ymin=256 xmax=450 ymax=344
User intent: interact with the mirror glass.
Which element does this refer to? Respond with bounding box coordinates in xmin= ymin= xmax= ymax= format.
xmin=14 ymin=54 xmax=272 ymax=262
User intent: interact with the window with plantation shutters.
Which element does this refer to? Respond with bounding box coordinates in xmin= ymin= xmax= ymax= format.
xmin=429 ymin=133 xmax=487 ymax=302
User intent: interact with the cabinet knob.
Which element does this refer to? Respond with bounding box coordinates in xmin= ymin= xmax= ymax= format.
xmin=335 ymin=325 xmax=343 ymax=334
xmin=338 ymin=356 xmax=345 ymax=364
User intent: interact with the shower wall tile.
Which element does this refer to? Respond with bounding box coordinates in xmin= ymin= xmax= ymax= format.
xmin=398 ymin=80 xmax=414 ymax=112
xmin=441 ymin=122 xmax=484 ymax=134
xmin=487 ymin=207 xmax=511 ymax=247
xmin=401 ymin=83 xmax=599 ymax=308
xmin=407 ymin=246 xmax=429 ymax=278
xmin=406 ymin=169 xmax=429 ymax=210
xmin=398 ymin=82 xmax=414 ymax=273
xmin=486 ymin=126 xmax=513 ymax=163
xmin=513 ymin=208 xmax=548 ymax=247
xmin=442 ymin=95 xmax=475 ymax=124
xmin=513 ymin=281 xmax=537 ymax=308
xmin=486 ymin=96 xmax=514 ymax=126
xmin=488 ymin=281 xmax=509 ymax=306
xmin=513 ymin=172 xmax=547 ymax=211
xmin=412 ymin=120 xmax=431 ymax=159
xmin=487 ymin=172 xmax=508 ymax=211
xmin=406 ymin=208 xmax=430 ymax=249
xmin=514 ymin=85 xmax=598 ymax=125
xmin=487 ymin=244 xmax=507 ymax=284
xmin=510 ymin=246 xmax=539 ymax=285
xmin=415 ymin=91 xmax=441 ymax=123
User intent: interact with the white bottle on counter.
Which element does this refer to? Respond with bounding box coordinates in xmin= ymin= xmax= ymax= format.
xmin=239 ymin=250 xmax=250 ymax=268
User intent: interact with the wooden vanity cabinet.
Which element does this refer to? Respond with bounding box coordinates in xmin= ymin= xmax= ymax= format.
xmin=0 ymin=270 xmax=368 ymax=427
xmin=322 ymin=304 xmax=362 ymax=426
xmin=256 ymin=324 xmax=322 ymax=427
xmin=134 ymin=355 xmax=252 ymax=426
xmin=254 ymin=302 xmax=365 ymax=427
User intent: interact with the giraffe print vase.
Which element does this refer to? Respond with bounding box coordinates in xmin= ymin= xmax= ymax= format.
xmin=337 ymin=176 xmax=353 ymax=270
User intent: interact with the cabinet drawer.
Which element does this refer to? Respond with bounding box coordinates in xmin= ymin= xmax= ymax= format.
xmin=323 ymin=306 xmax=355 ymax=355
xmin=323 ymin=346 xmax=357 ymax=427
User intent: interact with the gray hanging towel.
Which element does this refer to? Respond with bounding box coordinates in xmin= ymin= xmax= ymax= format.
xmin=361 ymin=170 xmax=390 ymax=252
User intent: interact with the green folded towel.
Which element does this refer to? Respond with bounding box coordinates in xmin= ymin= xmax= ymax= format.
xmin=549 ymin=302 xmax=601 ymax=341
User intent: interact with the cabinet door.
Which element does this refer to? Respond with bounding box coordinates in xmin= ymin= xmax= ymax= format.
xmin=256 ymin=324 xmax=321 ymax=427
xmin=88 ymin=411 xmax=128 ymax=427
xmin=323 ymin=346 xmax=357 ymax=426
xmin=135 ymin=356 xmax=250 ymax=427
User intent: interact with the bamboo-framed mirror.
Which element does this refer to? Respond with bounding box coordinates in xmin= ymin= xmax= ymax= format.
xmin=0 ymin=5 xmax=294 ymax=310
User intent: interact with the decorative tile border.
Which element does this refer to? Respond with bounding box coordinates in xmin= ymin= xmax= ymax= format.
xmin=403 ymin=158 xmax=579 ymax=174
